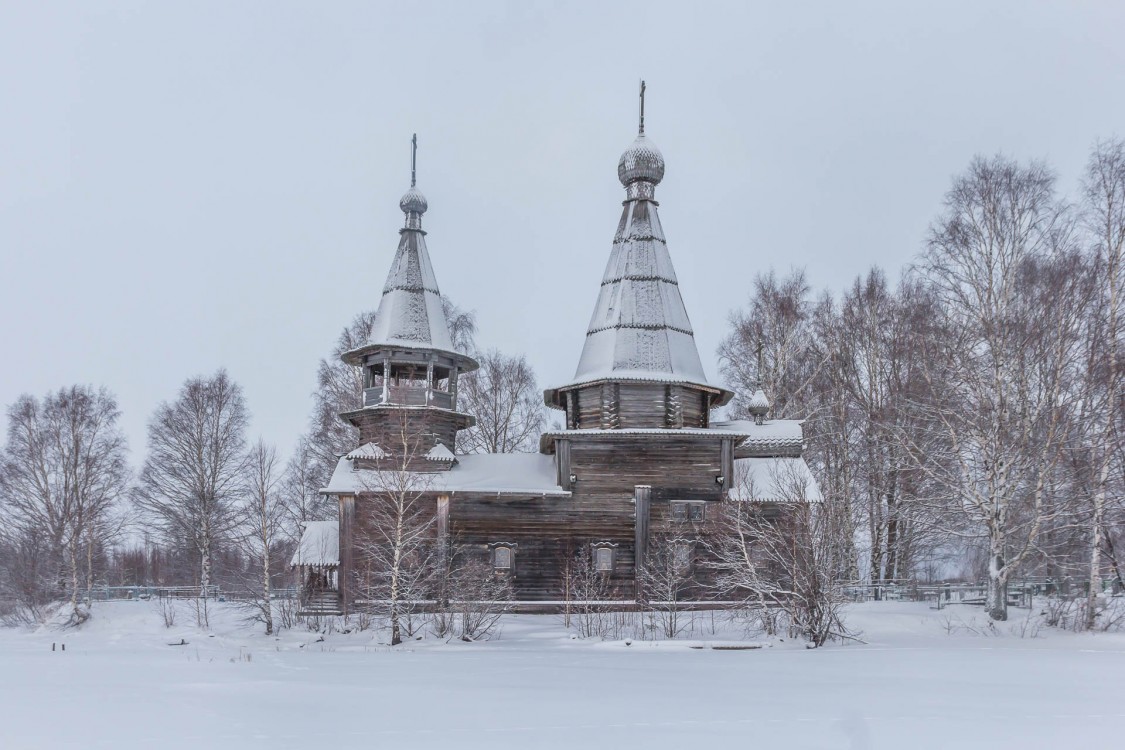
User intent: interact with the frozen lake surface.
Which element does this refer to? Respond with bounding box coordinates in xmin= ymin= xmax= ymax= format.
xmin=1 ymin=600 xmax=1122 ymax=749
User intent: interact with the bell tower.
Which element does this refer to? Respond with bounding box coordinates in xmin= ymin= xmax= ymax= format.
xmin=339 ymin=135 xmax=478 ymax=468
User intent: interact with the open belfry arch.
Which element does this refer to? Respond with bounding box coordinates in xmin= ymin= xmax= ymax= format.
xmin=301 ymin=87 xmax=821 ymax=612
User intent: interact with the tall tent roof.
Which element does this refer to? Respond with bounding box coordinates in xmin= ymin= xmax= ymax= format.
xmin=344 ymin=136 xmax=467 ymax=365
xmin=546 ymin=90 xmax=733 ymax=406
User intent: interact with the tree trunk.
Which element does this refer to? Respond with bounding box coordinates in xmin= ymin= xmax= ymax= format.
xmin=885 ymin=491 xmax=899 ymax=583
xmin=390 ymin=514 xmax=403 ymax=646
xmin=262 ymin=548 xmax=273 ymax=636
xmin=68 ymin=541 xmax=81 ymax=621
xmin=200 ymin=534 xmax=212 ymax=598
xmin=86 ymin=528 xmax=95 ymax=608
xmin=1086 ymin=462 xmax=1107 ymax=629
xmin=986 ymin=548 xmax=1007 ymax=621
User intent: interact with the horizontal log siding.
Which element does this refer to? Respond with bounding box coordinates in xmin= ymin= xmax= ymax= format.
xmin=446 ymin=500 xmax=723 ymax=600
xmin=565 ymin=383 xmax=713 ymax=429
xmin=444 ymin=434 xmax=726 ymax=600
xmin=616 ymin=384 xmax=664 ymax=427
xmin=348 ymin=409 xmax=468 ymax=470
xmin=568 ymin=436 xmax=724 ymax=502
xmin=337 ymin=431 xmax=749 ymax=603
xmin=681 ymin=387 xmax=709 ymax=428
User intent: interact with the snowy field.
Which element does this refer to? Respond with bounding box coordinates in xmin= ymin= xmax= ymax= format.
xmin=1 ymin=601 xmax=1123 ymax=750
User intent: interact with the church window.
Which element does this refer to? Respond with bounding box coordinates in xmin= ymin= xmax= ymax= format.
xmin=493 ymin=545 xmax=512 ymax=570
xmin=672 ymin=502 xmax=705 ymax=522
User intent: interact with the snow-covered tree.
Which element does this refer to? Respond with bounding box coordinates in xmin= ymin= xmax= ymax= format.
xmin=918 ymin=156 xmax=1086 ymax=621
xmin=457 ymin=350 xmax=544 ymax=454
xmin=239 ymin=439 xmax=287 ymax=635
xmin=0 ymin=386 xmax=129 ymax=622
xmin=280 ymin=435 xmax=334 ymax=533
xmin=133 ymin=370 xmax=248 ymax=604
xmin=1078 ymin=137 xmax=1125 ymax=625
xmin=352 ymin=414 xmax=439 ymax=646
xmin=708 ymin=463 xmax=852 ymax=647
xmin=719 ymin=268 xmax=819 ymax=420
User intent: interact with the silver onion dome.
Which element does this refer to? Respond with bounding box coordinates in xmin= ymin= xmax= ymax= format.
xmin=747 ymin=388 xmax=771 ymax=424
xmin=399 ymin=185 xmax=428 ymax=215
xmin=617 ymin=134 xmax=665 ymax=187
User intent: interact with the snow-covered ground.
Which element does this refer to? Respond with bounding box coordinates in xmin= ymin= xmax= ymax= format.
xmin=1 ymin=600 xmax=1123 ymax=749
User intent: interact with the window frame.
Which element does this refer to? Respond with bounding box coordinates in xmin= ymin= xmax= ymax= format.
xmin=592 ymin=544 xmax=616 ymax=573
xmin=489 ymin=542 xmax=517 ymax=572
xmin=672 ymin=502 xmax=705 ymax=523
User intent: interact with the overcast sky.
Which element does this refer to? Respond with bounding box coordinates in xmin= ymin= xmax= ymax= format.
xmin=2 ymin=1 xmax=1123 ymax=463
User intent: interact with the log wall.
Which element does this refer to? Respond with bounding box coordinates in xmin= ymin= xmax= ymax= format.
xmin=444 ymin=434 xmax=730 ymax=600
xmin=565 ymin=383 xmax=712 ymax=429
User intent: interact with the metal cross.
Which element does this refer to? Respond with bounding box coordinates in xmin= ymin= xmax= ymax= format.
xmin=756 ymin=340 xmax=764 ymax=387
xmin=411 ymin=133 xmax=418 ymax=187
xmin=638 ymin=80 xmax=646 ymax=135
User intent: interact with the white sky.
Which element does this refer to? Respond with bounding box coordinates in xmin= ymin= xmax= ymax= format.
xmin=2 ymin=1 xmax=1123 ymax=463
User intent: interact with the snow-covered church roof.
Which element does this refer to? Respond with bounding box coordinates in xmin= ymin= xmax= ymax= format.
xmin=343 ymin=137 xmax=469 ymax=366
xmin=322 ymin=453 xmax=569 ymax=498
xmin=545 ymin=111 xmax=733 ymax=405
xmin=728 ymin=457 xmax=822 ymax=503
xmin=290 ymin=521 xmax=340 ymax=567
xmin=345 ymin=442 xmax=387 ymax=460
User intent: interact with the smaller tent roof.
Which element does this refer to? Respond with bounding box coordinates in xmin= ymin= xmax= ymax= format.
xmin=290 ymin=521 xmax=339 ymax=567
xmin=345 ymin=442 xmax=386 ymax=460
xmin=426 ymin=443 xmax=456 ymax=462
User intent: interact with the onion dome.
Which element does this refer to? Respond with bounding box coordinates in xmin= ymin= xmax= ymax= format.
xmin=618 ymin=135 xmax=665 ymax=186
xmin=399 ymin=185 xmax=428 ymax=216
xmin=748 ymin=388 xmax=771 ymax=424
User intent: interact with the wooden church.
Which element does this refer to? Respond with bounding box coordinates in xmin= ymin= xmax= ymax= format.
xmin=292 ymin=93 xmax=820 ymax=612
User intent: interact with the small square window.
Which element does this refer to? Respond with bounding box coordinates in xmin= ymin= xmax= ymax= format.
xmin=594 ymin=547 xmax=614 ymax=572
xmin=493 ymin=546 xmax=512 ymax=570
xmin=672 ymin=503 xmax=704 ymax=522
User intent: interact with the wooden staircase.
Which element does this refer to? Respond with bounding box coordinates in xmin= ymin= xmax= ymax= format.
xmin=298 ymin=589 xmax=342 ymax=617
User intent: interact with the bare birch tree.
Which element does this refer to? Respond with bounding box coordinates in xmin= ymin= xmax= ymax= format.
xmin=133 ymin=370 xmax=248 ymax=607
xmin=708 ymin=463 xmax=852 ymax=646
xmin=918 ymin=156 xmax=1086 ymax=620
xmin=719 ymin=268 xmax=819 ymax=419
xmin=0 ymin=387 xmax=129 ymax=622
xmin=818 ymin=271 xmax=949 ymax=585
xmin=441 ymin=296 xmax=478 ymax=355
xmin=638 ymin=531 xmax=699 ymax=639
xmin=432 ymin=551 xmax=512 ymax=642
xmin=281 ymin=435 xmax=333 ymax=533
xmin=563 ymin=543 xmax=629 ymax=639
xmin=1078 ymin=137 xmax=1125 ymax=625
xmin=353 ymin=415 xmax=439 ymax=645
xmin=307 ymin=311 xmax=378 ymax=482
xmin=239 ymin=440 xmax=286 ymax=635
xmin=458 ymin=350 xmax=544 ymax=454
